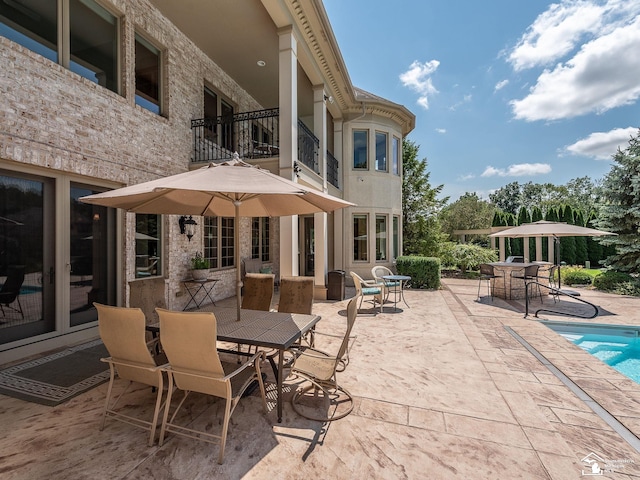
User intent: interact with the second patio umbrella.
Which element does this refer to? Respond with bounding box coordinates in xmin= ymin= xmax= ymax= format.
xmin=80 ymin=155 xmax=354 ymax=319
xmin=489 ymin=220 xmax=616 ymax=289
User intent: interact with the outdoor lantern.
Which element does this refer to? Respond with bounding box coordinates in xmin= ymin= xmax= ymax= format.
xmin=178 ymin=215 xmax=197 ymax=241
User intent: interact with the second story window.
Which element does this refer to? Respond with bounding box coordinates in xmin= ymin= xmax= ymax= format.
xmin=69 ymin=0 xmax=118 ymax=92
xmin=135 ymin=33 xmax=161 ymax=114
xmin=392 ymin=136 xmax=400 ymax=175
xmin=353 ymin=130 xmax=368 ymax=170
xmin=376 ymin=132 xmax=387 ymax=172
xmin=0 ymin=0 xmax=119 ymax=93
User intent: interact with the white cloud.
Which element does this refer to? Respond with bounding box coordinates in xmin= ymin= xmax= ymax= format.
xmin=458 ymin=173 xmax=475 ymax=181
xmin=481 ymin=163 xmax=552 ymax=177
xmin=509 ymin=1 xmax=640 ymax=121
xmin=436 ymin=128 xmax=447 ymax=134
xmin=495 ymin=79 xmax=509 ymax=92
xmin=508 ymin=1 xmax=605 ymax=71
xmin=564 ymin=126 xmax=638 ymax=159
xmin=399 ymin=60 xmax=440 ymax=110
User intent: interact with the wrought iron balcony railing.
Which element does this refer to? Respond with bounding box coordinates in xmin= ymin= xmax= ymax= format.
xmin=191 ymin=108 xmax=338 ymax=187
xmin=191 ymin=107 xmax=280 ymax=162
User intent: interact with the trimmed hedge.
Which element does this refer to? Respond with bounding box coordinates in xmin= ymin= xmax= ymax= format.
xmin=562 ymin=270 xmax=593 ymax=286
xmin=396 ymin=255 xmax=440 ymax=289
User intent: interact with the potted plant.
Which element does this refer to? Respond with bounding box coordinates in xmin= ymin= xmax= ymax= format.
xmin=190 ymin=252 xmax=210 ymax=280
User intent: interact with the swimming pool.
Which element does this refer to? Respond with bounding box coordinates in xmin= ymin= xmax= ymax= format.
xmin=543 ymin=322 xmax=640 ymax=384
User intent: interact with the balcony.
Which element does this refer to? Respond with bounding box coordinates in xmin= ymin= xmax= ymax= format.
xmin=191 ymin=108 xmax=339 ymax=188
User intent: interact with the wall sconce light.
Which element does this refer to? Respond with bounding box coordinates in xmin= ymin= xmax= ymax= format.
xmin=324 ymin=94 xmax=334 ymax=104
xmin=293 ymin=161 xmax=302 ymax=177
xmin=178 ymin=215 xmax=197 ymax=242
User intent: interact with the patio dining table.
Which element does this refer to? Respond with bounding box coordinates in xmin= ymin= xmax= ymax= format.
xmin=147 ymin=306 xmax=320 ymax=423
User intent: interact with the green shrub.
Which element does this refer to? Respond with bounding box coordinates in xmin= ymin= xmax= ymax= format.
xmin=593 ymin=270 xmax=634 ymax=291
xmin=562 ymin=270 xmax=593 ymax=285
xmin=396 ymin=255 xmax=440 ymax=289
xmin=612 ymin=281 xmax=640 ymax=296
xmin=438 ymin=243 xmax=497 ymax=273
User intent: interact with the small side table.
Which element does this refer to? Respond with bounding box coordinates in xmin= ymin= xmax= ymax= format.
xmin=183 ymin=278 xmax=218 ymax=310
xmin=382 ymin=275 xmax=411 ymax=312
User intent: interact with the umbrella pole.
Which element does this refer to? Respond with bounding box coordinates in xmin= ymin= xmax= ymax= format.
xmin=555 ymin=236 xmax=561 ymax=290
xmin=235 ymin=200 xmax=242 ymax=321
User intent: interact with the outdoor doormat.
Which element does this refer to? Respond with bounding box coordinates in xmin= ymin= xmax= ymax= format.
xmin=0 ymin=339 xmax=110 ymax=406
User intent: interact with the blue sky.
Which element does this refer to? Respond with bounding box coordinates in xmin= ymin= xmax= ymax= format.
xmin=324 ymin=0 xmax=640 ymax=203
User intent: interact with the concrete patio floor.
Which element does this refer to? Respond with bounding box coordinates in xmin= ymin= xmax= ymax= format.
xmin=2 ymin=279 xmax=640 ymax=479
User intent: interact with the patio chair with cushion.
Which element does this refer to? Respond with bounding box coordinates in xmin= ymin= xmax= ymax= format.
xmin=156 ymin=308 xmax=267 ymax=464
xmin=371 ymin=265 xmax=397 ymax=302
xmin=94 ymin=303 xmax=166 ymax=447
xmin=241 ymin=273 xmax=274 ymax=311
xmin=277 ymin=276 xmax=314 ymax=315
xmin=290 ymin=297 xmax=358 ymax=422
xmin=350 ymin=271 xmax=382 ymax=314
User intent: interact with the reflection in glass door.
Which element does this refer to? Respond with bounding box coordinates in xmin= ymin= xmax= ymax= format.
xmin=70 ymin=184 xmax=116 ymax=327
xmin=0 ymin=172 xmax=54 ymax=345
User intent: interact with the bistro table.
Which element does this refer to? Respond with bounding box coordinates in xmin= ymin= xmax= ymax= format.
xmin=147 ymin=305 xmax=320 ymax=423
xmin=382 ymin=274 xmax=411 ymax=311
xmin=182 ymin=278 xmax=219 ymax=310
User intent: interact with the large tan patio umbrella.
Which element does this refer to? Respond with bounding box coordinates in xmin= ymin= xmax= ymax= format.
xmin=489 ymin=220 xmax=616 ymax=289
xmin=80 ymin=155 xmax=354 ymax=320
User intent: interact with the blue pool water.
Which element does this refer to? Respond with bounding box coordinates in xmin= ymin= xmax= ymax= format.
xmin=20 ymin=285 xmax=42 ymax=295
xmin=544 ymin=322 xmax=640 ymax=384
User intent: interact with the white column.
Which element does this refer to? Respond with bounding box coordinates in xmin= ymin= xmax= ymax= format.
xmin=523 ymin=237 xmax=530 ymax=262
xmin=278 ymin=27 xmax=298 ymax=277
xmin=535 ymin=237 xmax=543 ymax=261
xmin=313 ymin=86 xmax=328 ymax=294
xmin=499 ymin=237 xmax=505 ymax=261
xmin=548 ymin=237 xmax=555 ymax=264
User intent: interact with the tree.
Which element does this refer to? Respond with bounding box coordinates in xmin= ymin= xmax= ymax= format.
xmin=489 ymin=181 xmax=520 ymax=215
xmin=594 ymin=130 xmax=640 ymax=273
xmin=402 ymin=139 xmax=448 ymax=256
xmin=439 ymin=192 xmax=494 ymax=243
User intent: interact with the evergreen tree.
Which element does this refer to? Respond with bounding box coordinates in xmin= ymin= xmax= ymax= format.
xmin=594 ymin=130 xmax=640 ymax=272
xmin=402 ymin=139 xmax=447 ymax=256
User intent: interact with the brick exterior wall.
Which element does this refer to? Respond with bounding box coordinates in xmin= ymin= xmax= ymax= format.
xmin=0 ymin=0 xmax=269 ymax=309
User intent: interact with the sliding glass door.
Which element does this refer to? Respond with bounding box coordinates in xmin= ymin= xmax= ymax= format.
xmin=0 ymin=172 xmax=55 ymax=344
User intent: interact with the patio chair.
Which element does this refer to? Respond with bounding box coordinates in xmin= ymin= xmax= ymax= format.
xmin=477 ymin=263 xmax=502 ymax=301
xmin=241 ymin=273 xmax=274 ymax=311
xmin=277 ymin=276 xmax=314 ymax=314
xmin=155 ymin=308 xmax=267 ymax=464
xmin=290 ymin=297 xmax=358 ymax=422
xmin=371 ymin=265 xmax=397 ymax=303
xmin=510 ymin=264 xmax=542 ymax=301
xmin=350 ymin=271 xmax=382 ymax=314
xmin=94 ymin=303 xmax=166 ymax=447
xmin=0 ymin=265 xmax=25 ymax=319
